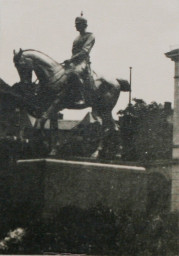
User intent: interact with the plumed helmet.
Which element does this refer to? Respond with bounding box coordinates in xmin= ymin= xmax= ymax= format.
xmin=75 ymin=11 xmax=87 ymax=25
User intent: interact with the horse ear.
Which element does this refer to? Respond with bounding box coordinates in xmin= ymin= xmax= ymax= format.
xmin=19 ymin=48 xmax=23 ymax=53
xmin=13 ymin=49 xmax=17 ymax=55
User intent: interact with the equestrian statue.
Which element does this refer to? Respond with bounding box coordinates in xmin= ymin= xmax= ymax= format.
xmin=1 ymin=14 xmax=130 ymax=157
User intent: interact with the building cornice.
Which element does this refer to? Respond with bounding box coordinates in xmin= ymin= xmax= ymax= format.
xmin=165 ymin=48 xmax=179 ymax=62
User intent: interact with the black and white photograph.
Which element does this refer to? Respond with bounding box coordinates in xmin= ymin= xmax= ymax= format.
xmin=0 ymin=0 xmax=178 ymax=255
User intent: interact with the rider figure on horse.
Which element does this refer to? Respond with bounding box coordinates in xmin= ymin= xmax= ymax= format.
xmin=64 ymin=13 xmax=95 ymax=105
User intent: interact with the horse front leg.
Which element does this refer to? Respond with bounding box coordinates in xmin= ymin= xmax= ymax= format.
xmin=49 ymin=114 xmax=59 ymax=156
xmin=33 ymin=95 xmax=63 ymax=156
xmin=37 ymin=96 xmax=62 ymax=128
xmin=44 ymin=97 xmax=64 ymax=155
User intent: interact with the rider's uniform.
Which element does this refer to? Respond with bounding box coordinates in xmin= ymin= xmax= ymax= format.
xmin=67 ymin=32 xmax=95 ymax=92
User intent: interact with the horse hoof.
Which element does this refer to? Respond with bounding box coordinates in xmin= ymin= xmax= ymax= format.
xmin=34 ymin=119 xmax=42 ymax=129
xmin=91 ymin=150 xmax=99 ymax=159
xmin=49 ymin=148 xmax=58 ymax=156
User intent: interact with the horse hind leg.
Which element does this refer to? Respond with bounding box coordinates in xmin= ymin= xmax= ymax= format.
xmin=90 ymin=109 xmax=103 ymax=159
xmin=91 ymin=110 xmax=118 ymax=159
xmin=91 ymin=139 xmax=103 ymax=159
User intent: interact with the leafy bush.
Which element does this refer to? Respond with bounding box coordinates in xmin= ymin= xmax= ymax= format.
xmin=0 ymin=206 xmax=178 ymax=255
xmin=118 ymin=99 xmax=173 ymax=161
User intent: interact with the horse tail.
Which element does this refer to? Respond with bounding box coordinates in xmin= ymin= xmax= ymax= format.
xmin=116 ymin=79 xmax=131 ymax=92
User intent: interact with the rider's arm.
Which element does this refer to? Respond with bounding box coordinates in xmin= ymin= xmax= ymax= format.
xmin=82 ymin=33 xmax=95 ymax=54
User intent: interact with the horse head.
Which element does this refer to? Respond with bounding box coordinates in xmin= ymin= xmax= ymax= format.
xmin=13 ymin=49 xmax=65 ymax=87
xmin=13 ymin=48 xmax=33 ymax=84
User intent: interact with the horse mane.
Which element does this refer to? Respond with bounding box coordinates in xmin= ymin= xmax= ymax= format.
xmin=23 ymin=49 xmax=55 ymax=60
xmin=13 ymin=48 xmax=58 ymax=66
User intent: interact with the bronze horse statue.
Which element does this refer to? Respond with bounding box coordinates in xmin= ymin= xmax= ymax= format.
xmin=12 ymin=48 xmax=130 ymax=157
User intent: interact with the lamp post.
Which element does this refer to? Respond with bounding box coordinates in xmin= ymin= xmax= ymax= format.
xmin=129 ymin=67 xmax=132 ymax=105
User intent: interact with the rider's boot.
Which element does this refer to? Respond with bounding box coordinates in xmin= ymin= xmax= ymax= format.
xmin=74 ymin=77 xmax=86 ymax=105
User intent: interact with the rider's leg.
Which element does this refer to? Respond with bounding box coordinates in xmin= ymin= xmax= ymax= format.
xmin=69 ymin=73 xmax=85 ymax=105
xmin=71 ymin=64 xmax=86 ymax=105
xmin=75 ymin=76 xmax=85 ymax=105
xmin=60 ymin=68 xmax=85 ymax=105
xmin=81 ymin=64 xmax=96 ymax=104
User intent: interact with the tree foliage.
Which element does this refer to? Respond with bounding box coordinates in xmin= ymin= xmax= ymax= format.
xmin=118 ymin=99 xmax=173 ymax=162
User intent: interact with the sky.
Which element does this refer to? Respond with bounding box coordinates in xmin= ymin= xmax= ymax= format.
xmin=0 ymin=0 xmax=178 ymax=120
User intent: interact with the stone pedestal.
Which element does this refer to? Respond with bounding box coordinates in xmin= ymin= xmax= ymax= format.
xmin=165 ymin=49 xmax=179 ymax=212
xmin=13 ymin=159 xmax=147 ymax=221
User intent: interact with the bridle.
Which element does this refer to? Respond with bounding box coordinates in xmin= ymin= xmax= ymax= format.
xmin=13 ymin=49 xmax=34 ymax=84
